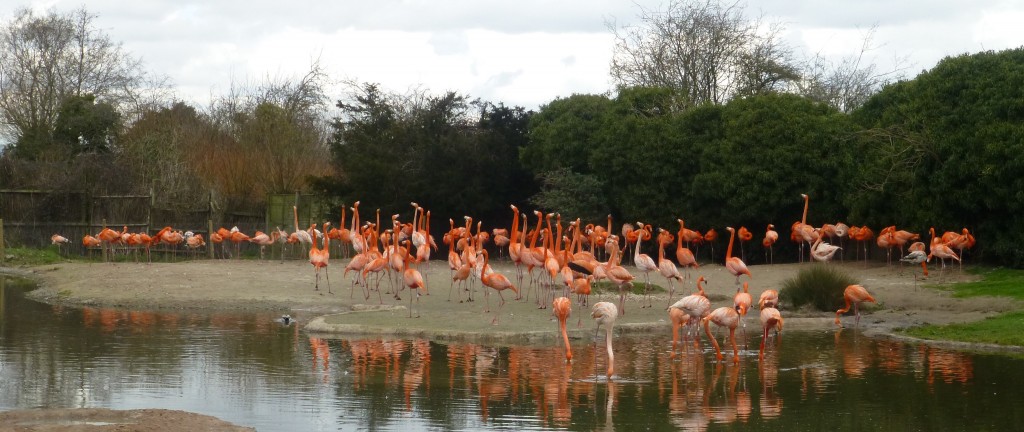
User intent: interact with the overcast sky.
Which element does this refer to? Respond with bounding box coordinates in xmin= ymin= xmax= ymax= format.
xmin=9 ymin=0 xmax=1024 ymax=111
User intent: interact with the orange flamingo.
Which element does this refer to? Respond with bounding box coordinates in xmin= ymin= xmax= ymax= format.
xmin=602 ymin=245 xmax=635 ymax=315
xmin=309 ymin=223 xmax=332 ymax=294
xmin=927 ymin=228 xmax=960 ymax=276
xmin=591 ymin=301 xmax=618 ymax=378
xmin=669 ymin=307 xmax=688 ymax=356
xmin=703 ymin=306 xmax=741 ymax=363
xmin=675 ymin=219 xmax=699 ymax=278
xmin=835 ymin=284 xmax=876 ymax=327
xmin=553 ymin=296 xmax=572 ymax=361
xmin=656 ymin=228 xmax=684 ymax=304
xmin=82 ymin=234 xmax=101 ymax=259
xmin=479 ymin=249 xmax=518 ymax=325
xmin=734 ymin=281 xmax=752 ymax=327
xmin=400 ymin=241 xmax=426 ymax=318
xmin=794 ymin=194 xmax=819 ymax=262
xmin=725 ymin=227 xmax=752 ymax=284
xmin=948 ymin=228 xmax=974 ymax=271
xmin=758 ymin=289 xmax=779 ymax=310
xmin=759 ymin=307 xmax=783 ymax=360
xmin=703 ymin=228 xmax=718 ymax=261
xmin=737 ymin=226 xmax=753 ymax=262
xmin=762 ymin=224 xmax=778 ymax=264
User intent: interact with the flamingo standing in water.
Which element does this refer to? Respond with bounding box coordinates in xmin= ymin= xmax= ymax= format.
xmin=759 ymin=307 xmax=783 ymax=360
xmin=553 ymin=296 xmax=572 ymax=362
xmin=668 ymin=276 xmax=711 ymax=351
xmin=734 ymin=281 xmax=752 ymax=328
xmin=592 ymin=301 xmax=618 ymax=379
xmin=835 ymin=284 xmax=876 ymax=327
xmin=725 ymin=227 xmax=752 ymax=284
xmin=703 ymin=306 xmax=741 ymax=363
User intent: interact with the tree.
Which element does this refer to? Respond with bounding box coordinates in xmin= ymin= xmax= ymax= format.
xmin=53 ymin=94 xmax=120 ymax=155
xmin=796 ymin=26 xmax=909 ymax=113
xmin=608 ymin=0 xmax=799 ymax=109
xmin=851 ymin=48 xmax=1024 ymax=266
xmin=0 ymin=7 xmax=159 ymax=158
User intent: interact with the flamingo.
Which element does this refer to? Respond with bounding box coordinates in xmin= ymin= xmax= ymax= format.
xmin=758 ymin=289 xmax=779 ymax=310
xmin=762 ymin=224 xmax=778 ymax=264
xmin=675 ymin=219 xmax=699 ymax=278
xmin=927 ymin=227 xmax=960 ymax=276
xmin=737 ymin=226 xmax=753 ymax=262
xmin=602 ymin=245 xmax=635 ymax=315
xmin=553 ymin=296 xmax=572 ymax=362
xmin=810 ymin=231 xmax=841 ymax=263
xmin=703 ymin=228 xmax=718 ymax=261
xmin=51 ymin=234 xmax=70 ymax=256
xmin=794 ymin=194 xmax=819 ymax=262
xmin=734 ymin=281 xmax=752 ymax=328
xmin=668 ymin=276 xmax=711 ymax=350
xmin=400 ymin=241 xmax=426 ymax=318
xmin=835 ymin=284 xmax=876 ymax=327
xmin=759 ymin=307 xmax=783 ymax=360
xmin=669 ymin=307 xmax=689 ymax=356
xmin=656 ymin=228 xmax=684 ymax=305
xmin=308 ymin=223 xmax=331 ymax=294
xmin=592 ymin=301 xmax=618 ymax=378
xmin=633 ymin=222 xmax=658 ymax=308
xmin=479 ymin=249 xmax=518 ymax=325
xmin=725 ymin=227 xmax=752 ymax=284
xmin=900 ymin=249 xmax=929 ymax=289
xmin=703 ymin=306 xmax=741 ymax=363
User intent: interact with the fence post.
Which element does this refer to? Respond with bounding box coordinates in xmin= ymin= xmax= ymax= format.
xmin=208 ymin=218 xmax=214 ymax=259
xmin=0 ymin=218 xmax=5 ymax=263
xmin=148 ymin=187 xmax=154 ymax=235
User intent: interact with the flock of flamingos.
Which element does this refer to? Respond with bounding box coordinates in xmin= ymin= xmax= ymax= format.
xmin=49 ymin=194 xmax=976 ymax=378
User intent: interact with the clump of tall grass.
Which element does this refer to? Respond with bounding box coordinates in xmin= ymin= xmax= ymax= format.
xmin=779 ymin=264 xmax=858 ymax=311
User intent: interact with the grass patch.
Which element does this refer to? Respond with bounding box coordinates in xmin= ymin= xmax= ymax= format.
xmin=903 ymin=311 xmax=1024 ymax=346
xmin=779 ymin=264 xmax=858 ymax=312
xmin=1 ymin=247 xmax=69 ymax=266
xmin=941 ymin=267 xmax=1024 ymax=300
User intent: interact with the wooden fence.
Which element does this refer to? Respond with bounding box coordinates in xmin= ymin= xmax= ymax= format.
xmin=0 ymin=190 xmax=327 ymax=259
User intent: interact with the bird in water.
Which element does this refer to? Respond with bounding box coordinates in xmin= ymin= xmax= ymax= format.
xmin=592 ymin=301 xmax=618 ymax=379
xmin=835 ymin=284 xmax=876 ymax=327
xmin=277 ymin=314 xmax=295 ymax=325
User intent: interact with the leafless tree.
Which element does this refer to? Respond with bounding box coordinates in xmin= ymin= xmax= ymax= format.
xmin=608 ymin=0 xmax=800 ymax=110
xmin=0 ymin=7 xmax=167 ymax=155
xmin=795 ymin=26 xmax=910 ymax=113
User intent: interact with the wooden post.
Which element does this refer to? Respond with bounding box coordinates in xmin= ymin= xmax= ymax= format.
xmin=147 ymin=187 xmax=154 ymax=235
xmin=208 ymin=218 xmax=215 ymax=259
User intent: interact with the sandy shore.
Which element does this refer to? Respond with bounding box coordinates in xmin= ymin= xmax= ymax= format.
xmin=10 ymin=257 xmax=1020 ymax=341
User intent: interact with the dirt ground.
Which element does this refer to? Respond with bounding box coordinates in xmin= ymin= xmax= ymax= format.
xmin=3 ymin=256 xmax=1022 ymax=431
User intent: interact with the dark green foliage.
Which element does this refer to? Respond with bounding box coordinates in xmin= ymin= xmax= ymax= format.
xmin=850 ymin=48 xmax=1024 ymax=266
xmin=779 ymin=264 xmax=858 ymax=311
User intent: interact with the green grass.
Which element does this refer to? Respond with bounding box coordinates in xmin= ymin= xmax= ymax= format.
xmin=902 ymin=267 xmax=1024 ymax=347
xmin=940 ymin=267 xmax=1024 ymax=300
xmin=903 ymin=311 xmax=1024 ymax=346
xmin=0 ymin=246 xmax=69 ymax=266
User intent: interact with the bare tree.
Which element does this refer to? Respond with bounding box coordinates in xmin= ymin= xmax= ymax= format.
xmin=0 ymin=7 xmax=166 ymax=157
xmin=608 ymin=0 xmax=799 ymax=109
xmin=795 ymin=26 xmax=909 ymax=113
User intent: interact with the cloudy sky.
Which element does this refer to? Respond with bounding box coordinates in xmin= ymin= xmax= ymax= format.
xmin=9 ymin=0 xmax=1024 ymax=111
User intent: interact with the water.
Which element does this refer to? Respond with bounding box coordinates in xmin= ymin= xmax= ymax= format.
xmin=2 ymin=274 xmax=1023 ymax=431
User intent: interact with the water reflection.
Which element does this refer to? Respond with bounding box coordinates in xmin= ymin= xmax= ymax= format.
xmin=1 ymin=275 xmax=1021 ymax=431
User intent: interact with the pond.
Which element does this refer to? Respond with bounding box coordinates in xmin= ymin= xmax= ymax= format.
xmin=1 ymin=274 xmax=1022 ymax=431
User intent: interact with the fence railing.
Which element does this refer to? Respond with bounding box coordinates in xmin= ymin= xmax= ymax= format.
xmin=0 ymin=190 xmax=327 ymax=259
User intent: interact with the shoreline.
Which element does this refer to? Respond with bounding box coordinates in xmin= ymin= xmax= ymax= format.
xmin=4 ymin=258 xmax=1022 ymax=352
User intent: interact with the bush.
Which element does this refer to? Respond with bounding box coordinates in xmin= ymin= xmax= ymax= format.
xmin=780 ymin=264 xmax=858 ymax=311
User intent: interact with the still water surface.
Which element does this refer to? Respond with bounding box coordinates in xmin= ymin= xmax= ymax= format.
xmin=1 ymin=275 xmax=1023 ymax=431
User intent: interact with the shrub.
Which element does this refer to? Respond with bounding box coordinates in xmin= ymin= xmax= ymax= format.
xmin=780 ymin=264 xmax=858 ymax=311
